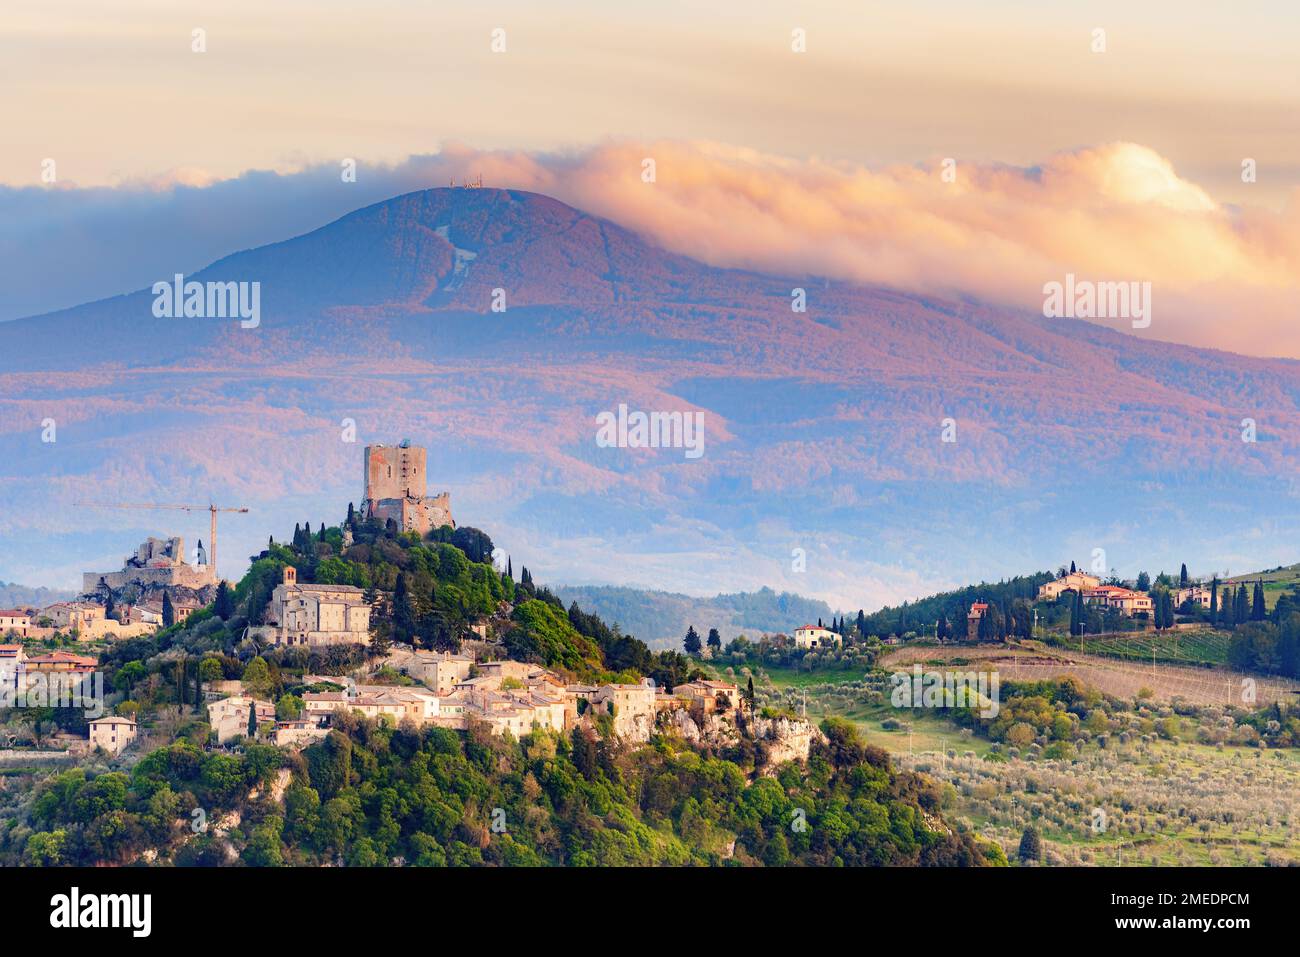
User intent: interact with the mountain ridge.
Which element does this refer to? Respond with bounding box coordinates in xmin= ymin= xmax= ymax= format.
xmin=3 ymin=187 xmax=1299 ymax=607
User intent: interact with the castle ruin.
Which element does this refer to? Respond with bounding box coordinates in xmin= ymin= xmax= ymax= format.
xmin=82 ymin=535 xmax=216 ymax=594
xmin=362 ymin=441 xmax=454 ymax=534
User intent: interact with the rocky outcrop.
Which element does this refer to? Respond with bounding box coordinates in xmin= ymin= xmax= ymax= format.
xmin=660 ymin=708 xmax=823 ymax=775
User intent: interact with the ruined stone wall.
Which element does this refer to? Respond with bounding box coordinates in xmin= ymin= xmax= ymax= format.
xmin=83 ymin=563 xmax=215 ymax=594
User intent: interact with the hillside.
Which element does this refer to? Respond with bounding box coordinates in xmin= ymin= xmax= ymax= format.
xmin=0 ymin=581 xmax=74 ymax=609
xmin=551 ymin=584 xmax=833 ymax=649
xmin=4 ymin=714 xmax=1000 ymax=867
xmin=0 ymin=513 xmax=999 ymax=868
xmin=4 ymin=188 xmax=1300 ymax=606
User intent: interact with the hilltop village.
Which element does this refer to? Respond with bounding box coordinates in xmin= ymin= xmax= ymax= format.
xmin=0 ymin=442 xmax=811 ymax=767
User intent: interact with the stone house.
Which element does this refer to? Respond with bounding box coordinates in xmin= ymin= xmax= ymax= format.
xmin=89 ymin=716 xmax=137 ymax=755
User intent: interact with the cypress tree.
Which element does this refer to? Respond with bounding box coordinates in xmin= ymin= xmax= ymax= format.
xmin=162 ymin=591 xmax=175 ymax=628
xmin=1180 ymin=563 xmax=1189 ymax=587
xmin=214 ymin=580 xmax=233 ymax=620
xmin=1253 ymin=580 xmax=1266 ymax=620
xmin=683 ymin=626 xmax=702 ymax=656
xmin=1210 ymin=578 xmax=1219 ymax=627
xmin=248 ymin=701 xmax=258 ymax=738
xmin=1018 ymin=826 xmax=1043 ymax=863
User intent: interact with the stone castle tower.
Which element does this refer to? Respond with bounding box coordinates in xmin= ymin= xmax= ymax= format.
xmin=363 ymin=441 xmax=454 ymax=534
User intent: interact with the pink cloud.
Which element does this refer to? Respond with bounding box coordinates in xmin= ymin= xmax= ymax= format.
xmin=411 ymin=140 xmax=1300 ymax=357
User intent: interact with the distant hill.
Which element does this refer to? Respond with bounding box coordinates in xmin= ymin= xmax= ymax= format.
xmin=0 ymin=580 xmax=74 ymax=610
xmin=552 ymin=584 xmax=833 ymax=649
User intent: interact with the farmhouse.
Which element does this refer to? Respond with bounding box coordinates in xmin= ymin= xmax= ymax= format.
xmin=1082 ymin=585 xmax=1154 ymax=616
xmin=793 ymin=625 xmax=839 ymax=649
xmin=1175 ymin=584 xmax=1213 ymax=608
xmin=207 ymin=694 xmax=275 ymax=743
xmin=88 ymin=715 xmax=137 ymax=755
xmin=0 ymin=609 xmax=31 ymax=637
xmin=1037 ymin=571 xmax=1101 ymax=601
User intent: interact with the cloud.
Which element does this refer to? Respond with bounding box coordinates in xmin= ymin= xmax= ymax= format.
xmin=5 ymin=140 xmax=1300 ymax=356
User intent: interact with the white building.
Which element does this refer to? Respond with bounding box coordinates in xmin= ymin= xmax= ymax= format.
xmin=793 ymin=625 xmax=839 ymax=649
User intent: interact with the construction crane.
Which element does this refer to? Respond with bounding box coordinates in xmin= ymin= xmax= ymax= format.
xmin=74 ymin=502 xmax=250 ymax=581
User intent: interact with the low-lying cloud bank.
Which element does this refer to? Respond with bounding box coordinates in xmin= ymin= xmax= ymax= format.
xmin=6 ymin=141 xmax=1299 ymax=356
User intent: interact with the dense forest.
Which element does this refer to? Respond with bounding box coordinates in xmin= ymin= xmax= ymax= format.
xmin=859 ymin=572 xmax=1054 ymax=640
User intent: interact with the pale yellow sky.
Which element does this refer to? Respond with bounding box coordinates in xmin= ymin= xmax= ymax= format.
xmin=4 ymin=0 xmax=1299 ymax=205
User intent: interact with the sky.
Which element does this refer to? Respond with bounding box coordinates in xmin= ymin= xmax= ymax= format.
xmin=4 ymin=1 xmax=1300 ymax=605
xmin=4 ymin=1 xmax=1300 ymax=354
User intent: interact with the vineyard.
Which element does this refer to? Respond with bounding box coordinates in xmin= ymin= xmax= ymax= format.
xmin=1071 ymin=629 xmax=1232 ymax=667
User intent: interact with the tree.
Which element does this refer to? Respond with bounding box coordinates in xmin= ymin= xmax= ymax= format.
xmin=242 ymin=657 xmax=274 ymax=699
xmin=161 ymin=591 xmax=175 ymax=628
xmin=248 ymin=701 xmax=258 ymax=739
xmin=1017 ymin=826 xmax=1043 ymax=864
xmin=1252 ymin=580 xmax=1266 ymax=621
xmin=937 ymin=615 xmax=949 ymax=641
xmin=1210 ymin=577 xmax=1219 ymax=627
xmin=1069 ymin=561 xmax=1077 ymax=574
xmin=214 ymin=581 xmax=234 ymax=620
xmin=1180 ymin=563 xmax=1189 ymax=587
xmin=393 ymin=573 xmax=417 ymax=643
xmin=745 ymin=676 xmax=755 ymax=713
xmin=706 ymin=628 xmax=722 ymax=654
xmin=103 ymin=591 xmax=115 ymax=622
xmin=683 ymin=626 xmax=702 ymax=656
xmin=1136 ymin=571 xmax=1150 ymax=592
xmin=114 ymin=660 xmax=146 ymax=699
xmin=346 ymin=502 xmax=355 ymax=527
xmin=1069 ymin=590 xmax=1083 ymax=637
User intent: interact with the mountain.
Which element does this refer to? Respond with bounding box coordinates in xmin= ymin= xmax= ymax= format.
xmin=3 ymin=187 xmax=1299 ymax=607
xmin=0 ymin=581 xmax=75 ymax=610
xmin=552 ymin=585 xmax=833 ymax=649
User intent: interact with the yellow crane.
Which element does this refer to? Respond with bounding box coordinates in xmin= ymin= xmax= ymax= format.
xmin=74 ymin=502 xmax=250 ymax=581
